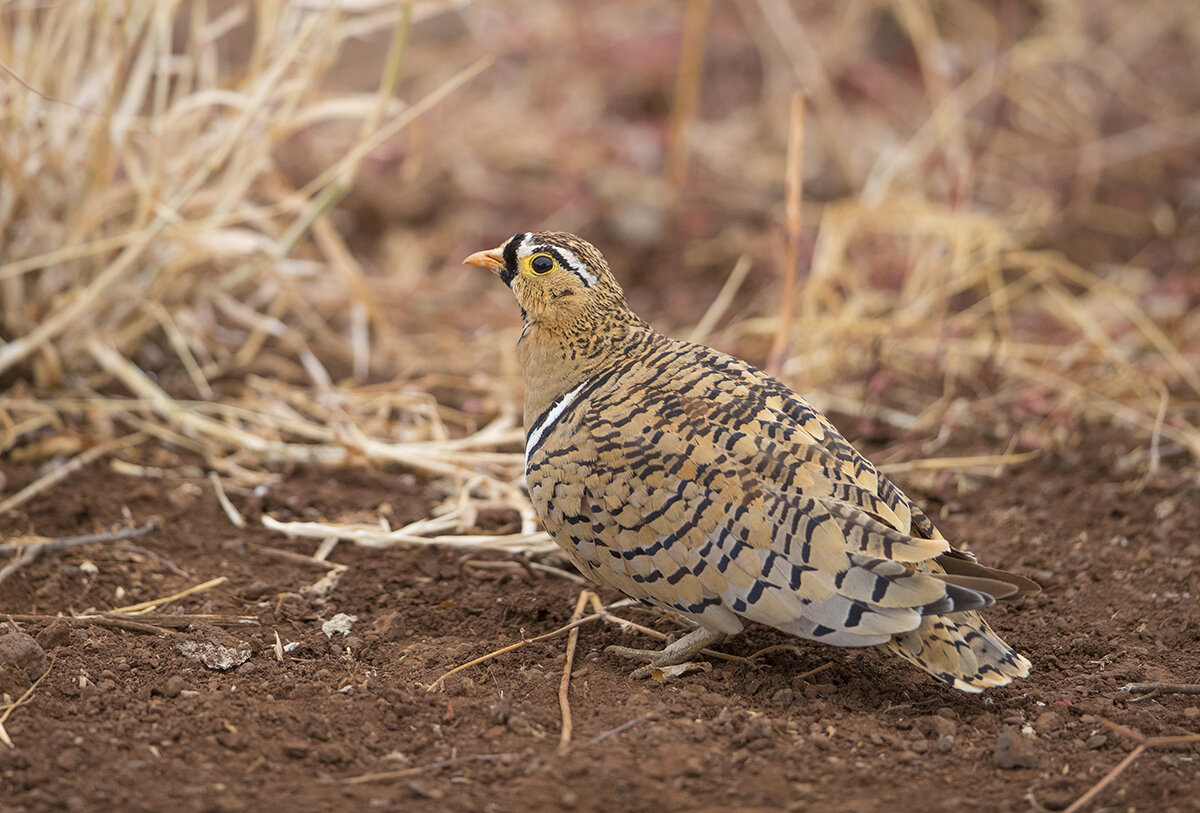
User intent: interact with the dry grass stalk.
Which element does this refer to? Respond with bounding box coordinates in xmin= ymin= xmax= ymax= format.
xmin=2 ymin=3 xmax=511 ymax=507
xmin=85 ymin=612 xmax=256 ymax=629
xmin=557 ymin=589 xmax=593 ymax=753
xmin=766 ymin=93 xmax=806 ymax=378
xmin=209 ymin=472 xmax=246 ymax=529
xmin=1061 ymin=717 xmax=1200 ymax=813
xmin=0 ymin=653 xmax=55 ymax=750
xmin=876 ymin=449 xmax=1041 ymax=476
xmin=262 ymin=516 xmax=556 ymax=555
xmin=0 ymin=434 xmax=147 ymax=516
xmin=108 ymin=576 xmax=229 ymax=615
xmin=666 ymin=0 xmax=713 ymax=191
xmin=427 ymin=611 xmax=609 ymax=692
xmin=341 ymin=752 xmax=516 ymax=787
xmin=587 ymin=707 xmax=663 ymax=746
xmin=1 ymin=1 xmax=1197 ymax=572
xmin=0 ymin=521 xmax=158 ymax=586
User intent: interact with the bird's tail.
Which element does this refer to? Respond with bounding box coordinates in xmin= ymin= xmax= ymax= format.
xmin=883 ymin=610 xmax=1031 ymax=692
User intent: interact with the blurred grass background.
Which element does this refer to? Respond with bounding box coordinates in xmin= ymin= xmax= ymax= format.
xmin=2 ymin=0 xmax=1199 ymax=536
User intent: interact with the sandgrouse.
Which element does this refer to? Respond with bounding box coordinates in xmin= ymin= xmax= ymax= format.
xmin=465 ymin=231 xmax=1038 ymax=692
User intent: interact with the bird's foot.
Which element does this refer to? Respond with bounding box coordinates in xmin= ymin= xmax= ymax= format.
xmin=605 ymin=626 xmax=726 ymax=679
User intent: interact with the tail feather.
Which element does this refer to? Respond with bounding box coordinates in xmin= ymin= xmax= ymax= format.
xmin=883 ymin=611 xmax=1031 ymax=692
xmin=935 ymin=550 xmax=1042 ymax=600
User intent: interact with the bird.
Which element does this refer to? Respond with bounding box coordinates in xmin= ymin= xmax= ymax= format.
xmin=464 ymin=231 xmax=1039 ymax=692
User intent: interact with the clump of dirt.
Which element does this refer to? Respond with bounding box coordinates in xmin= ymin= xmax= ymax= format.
xmin=1 ymin=431 xmax=1198 ymax=812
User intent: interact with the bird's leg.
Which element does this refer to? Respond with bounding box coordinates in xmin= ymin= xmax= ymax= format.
xmin=605 ymin=626 xmax=727 ymax=679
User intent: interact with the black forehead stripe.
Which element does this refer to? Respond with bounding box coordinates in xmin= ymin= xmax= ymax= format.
xmin=533 ymin=244 xmax=594 ymax=288
xmin=502 ymin=233 xmax=524 ymax=274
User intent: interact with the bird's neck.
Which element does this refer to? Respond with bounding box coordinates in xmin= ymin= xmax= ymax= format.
xmin=518 ymin=314 xmax=652 ymax=426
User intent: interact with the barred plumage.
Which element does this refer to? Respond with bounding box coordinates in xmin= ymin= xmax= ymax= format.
xmin=465 ymin=231 xmax=1038 ymax=692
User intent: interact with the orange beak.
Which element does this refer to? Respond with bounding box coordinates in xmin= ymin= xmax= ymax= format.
xmin=462 ymin=246 xmax=505 ymax=271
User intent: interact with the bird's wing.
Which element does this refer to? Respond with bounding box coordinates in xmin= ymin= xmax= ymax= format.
xmin=552 ymin=346 xmax=997 ymax=646
xmin=708 ymin=345 xmax=1038 ymax=599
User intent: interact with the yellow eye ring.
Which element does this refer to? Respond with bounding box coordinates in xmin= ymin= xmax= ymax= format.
xmin=529 ymin=253 xmax=555 ymax=275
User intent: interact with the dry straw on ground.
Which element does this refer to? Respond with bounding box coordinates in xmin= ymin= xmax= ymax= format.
xmin=2 ymin=1 xmax=1199 ymax=555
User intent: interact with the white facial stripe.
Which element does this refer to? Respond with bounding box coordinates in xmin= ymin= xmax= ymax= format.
xmin=525 ymin=380 xmax=589 ymax=469
xmin=555 ymin=247 xmax=597 ymax=287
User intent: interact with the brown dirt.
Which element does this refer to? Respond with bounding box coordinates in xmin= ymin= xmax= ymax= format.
xmin=2 ymin=429 xmax=1198 ymax=813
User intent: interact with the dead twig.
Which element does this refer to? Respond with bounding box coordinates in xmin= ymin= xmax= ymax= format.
xmin=876 ymin=449 xmax=1041 ymax=475
xmin=0 ymin=521 xmax=158 ymax=586
xmin=0 ymin=653 xmax=55 ymax=749
xmin=1061 ymin=716 xmax=1200 ymax=813
xmin=108 ymin=576 xmax=228 ymax=614
xmin=91 ymin=613 xmax=257 ymax=629
xmin=85 ymin=616 xmax=172 ymax=635
xmin=340 ymin=752 xmax=515 ymax=785
xmin=0 ymin=549 xmax=39 ymax=590
xmin=665 ymin=0 xmax=712 ymax=191
xmin=588 ymin=706 xmax=664 ymax=745
xmin=253 ymin=545 xmax=344 ymax=571
xmin=1120 ymin=682 xmax=1200 ymax=702
xmin=3 ymin=612 xmax=254 ymax=632
xmin=766 ymin=93 xmax=806 ymax=378
xmin=557 ymin=590 xmax=593 ymax=754
xmin=119 ymin=544 xmax=192 ymax=579
xmin=0 ymin=521 xmax=157 ymax=555
xmin=427 ymin=612 xmax=607 ymax=691
xmin=209 ymin=472 xmax=246 ymax=528
xmin=461 ymin=558 xmax=591 ymax=586
xmin=2 ymin=613 xmax=162 ymax=634
xmin=0 ymin=433 xmax=147 ymax=516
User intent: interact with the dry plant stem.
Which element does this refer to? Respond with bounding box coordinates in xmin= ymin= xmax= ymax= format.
xmin=89 ymin=613 xmax=256 ymax=629
xmin=766 ymin=93 xmax=806 ymax=378
xmin=0 ymin=433 xmax=147 ymax=516
xmin=788 ymin=661 xmax=833 ymax=682
xmin=272 ymin=4 xmax=412 ymax=259
xmin=0 ymin=59 xmax=94 ymax=114
xmin=0 ymin=549 xmax=39 ymax=589
xmin=1061 ymin=745 xmax=1147 ymax=813
xmin=3 ymin=613 xmax=167 ymax=635
xmin=665 ymin=0 xmax=712 ymax=191
xmin=82 ymin=617 xmax=170 ymax=635
xmin=557 ymin=590 xmax=593 ymax=754
xmin=1061 ymin=717 xmax=1200 ymax=813
xmin=0 ymin=13 xmax=320 ymax=377
xmin=263 ymin=515 xmax=557 ymax=556
xmin=0 ymin=653 xmax=55 ymax=749
xmin=0 ymin=521 xmax=158 ymax=586
xmin=288 ymin=55 xmax=493 ymax=213
xmin=1121 ymin=682 xmax=1200 ymax=700
xmin=121 ymin=544 xmax=192 ymax=579
xmin=341 ymin=753 xmax=516 ymax=786
xmin=588 ymin=706 xmax=664 ymax=745
xmin=253 ymin=545 xmax=344 ymax=571
xmin=876 ymin=449 xmax=1041 ymax=475
xmin=209 ymin=472 xmax=245 ymax=528
xmin=461 ymin=559 xmax=592 ymax=586
xmin=688 ymin=255 xmax=752 ymax=344
xmin=108 ymin=576 xmax=228 ymax=614
xmin=427 ymin=612 xmax=608 ymax=691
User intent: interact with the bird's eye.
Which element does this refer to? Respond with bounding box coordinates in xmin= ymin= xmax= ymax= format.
xmin=530 ymin=254 xmax=555 ymax=275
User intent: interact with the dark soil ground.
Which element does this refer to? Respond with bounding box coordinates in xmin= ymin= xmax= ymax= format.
xmin=2 ymin=426 xmax=1199 ymax=813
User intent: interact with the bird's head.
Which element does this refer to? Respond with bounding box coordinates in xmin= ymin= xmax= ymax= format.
xmin=463 ymin=231 xmax=630 ymax=329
